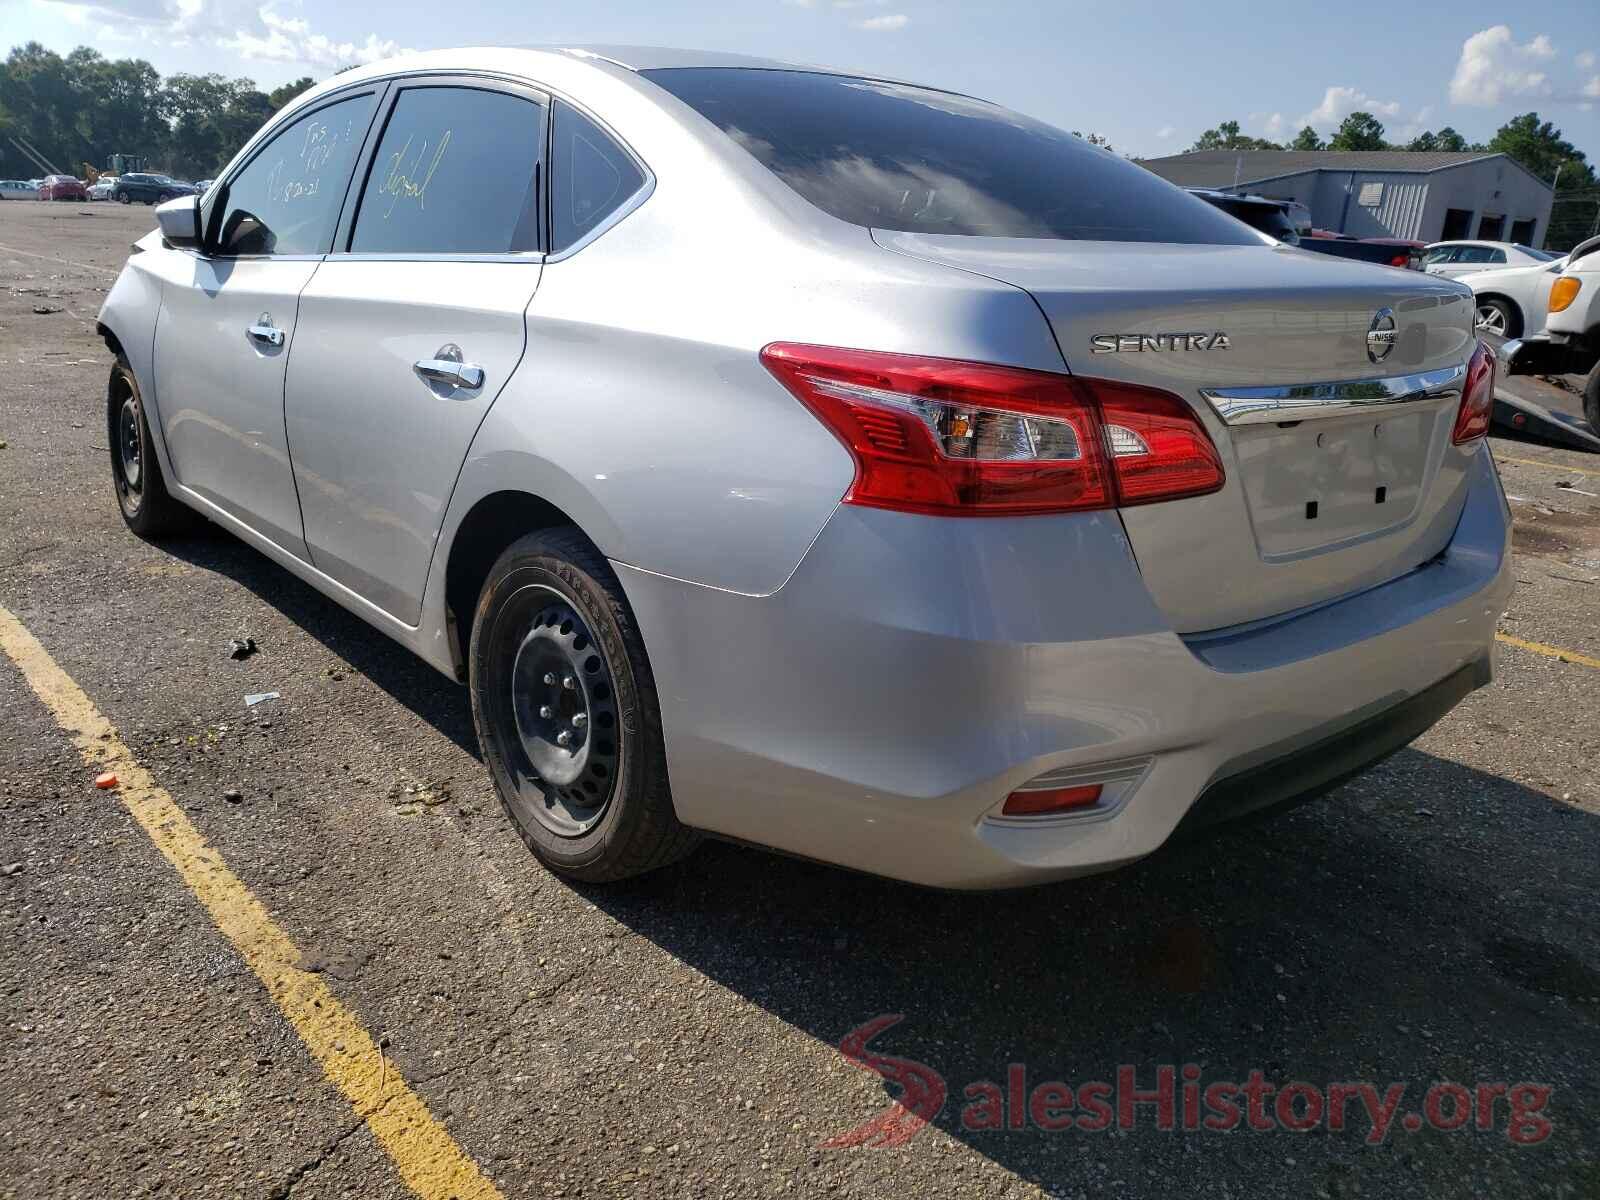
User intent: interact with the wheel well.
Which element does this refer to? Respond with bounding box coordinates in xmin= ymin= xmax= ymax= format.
xmin=1475 ymin=292 xmax=1518 ymax=315
xmin=443 ymin=491 xmax=584 ymax=680
xmin=97 ymin=322 xmax=124 ymax=359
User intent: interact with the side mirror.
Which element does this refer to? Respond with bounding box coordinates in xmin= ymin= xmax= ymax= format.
xmin=156 ymin=194 xmax=202 ymax=250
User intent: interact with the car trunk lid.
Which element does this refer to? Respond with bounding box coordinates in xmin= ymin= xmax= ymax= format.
xmin=875 ymin=232 xmax=1480 ymax=631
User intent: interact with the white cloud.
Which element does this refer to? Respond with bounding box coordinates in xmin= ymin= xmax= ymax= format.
xmin=32 ymin=0 xmax=407 ymax=73
xmin=1585 ymin=76 xmax=1600 ymax=99
xmin=1449 ymin=25 xmax=1556 ymax=105
xmin=221 ymin=6 xmax=404 ymax=69
xmin=1155 ymin=125 xmax=1174 ymax=140
xmin=1297 ymin=86 xmax=1402 ymax=132
xmin=853 ymin=12 xmax=908 ymax=30
xmin=1578 ymin=50 xmax=1597 ymax=69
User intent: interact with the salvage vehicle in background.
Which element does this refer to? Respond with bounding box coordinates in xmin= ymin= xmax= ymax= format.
xmin=110 ymin=172 xmax=195 ymax=205
xmin=1457 ymin=254 xmax=1568 ymax=339
xmin=1423 ymin=241 xmax=1559 ymax=279
xmin=1188 ymin=190 xmax=1421 ymax=268
xmin=1500 ymin=235 xmax=1600 ymax=430
xmin=87 ymin=176 xmax=117 ymax=201
xmin=37 ymin=174 xmax=88 ymax=201
xmin=0 ymin=178 xmax=38 ymax=199
xmin=99 ymin=47 xmax=1509 ymax=889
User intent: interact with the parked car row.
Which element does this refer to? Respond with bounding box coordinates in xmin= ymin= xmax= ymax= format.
xmin=0 ymin=173 xmax=202 ymax=202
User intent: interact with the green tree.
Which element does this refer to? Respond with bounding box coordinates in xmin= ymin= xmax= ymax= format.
xmin=1327 ymin=112 xmax=1387 ymax=152
xmin=268 ymin=76 xmax=316 ymax=111
xmin=1188 ymin=119 xmax=1281 ymax=152
xmin=1486 ymin=112 xmax=1595 ymax=189
xmin=1071 ymin=130 xmax=1113 ymax=152
xmin=1289 ymin=126 xmax=1324 ymax=151
xmin=1433 ymin=126 xmax=1470 ymax=152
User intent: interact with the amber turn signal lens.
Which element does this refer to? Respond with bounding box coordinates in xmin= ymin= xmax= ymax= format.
xmin=1549 ymin=276 xmax=1581 ymax=314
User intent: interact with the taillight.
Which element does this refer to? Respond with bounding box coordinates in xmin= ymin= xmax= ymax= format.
xmin=1452 ymin=340 xmax=1495 ymax=444
xmin=760 ymin=343 xmax=1223 ymax=516
xmin=1389 ymin=253 xmax=1409 ymax=268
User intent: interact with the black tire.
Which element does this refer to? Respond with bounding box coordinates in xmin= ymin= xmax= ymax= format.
xmin=1474 ymin=297 xmax=1521 ymax=340
xmin=108 ymin=356 xmax=191 ymax=539
xmin=1584 ymin=364 xmax=1600 ymax=435
xmin=469 ymin=527 xmax=698 ymax=882
xmin=116 ymin=192 xmax=130 ymax=204
xmin=157 ymin=191 xmax=174 ymax=203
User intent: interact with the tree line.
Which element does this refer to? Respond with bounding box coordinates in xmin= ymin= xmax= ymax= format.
xmin=0 ymin=42 xmax=318 ymax=181
xmin=1187 ymin=111 xmax=1596 ymax=194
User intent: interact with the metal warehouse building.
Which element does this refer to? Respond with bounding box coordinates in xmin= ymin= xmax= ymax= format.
xmin=1137 ymin=150 xmax=1555 ymax=246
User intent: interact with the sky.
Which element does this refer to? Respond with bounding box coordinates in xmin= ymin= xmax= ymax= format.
xmin=5 ymin=0 xmax=1599 ymax=163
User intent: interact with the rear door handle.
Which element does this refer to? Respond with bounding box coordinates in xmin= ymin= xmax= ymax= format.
xmin=247 ymin=322 xmax=285 ymax=347
xmin=413 ymin=344 xmax=484 ymax=392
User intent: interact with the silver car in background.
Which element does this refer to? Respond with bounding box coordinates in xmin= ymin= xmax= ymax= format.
xmin=98 ymin=47 xmax=1510 ymax=889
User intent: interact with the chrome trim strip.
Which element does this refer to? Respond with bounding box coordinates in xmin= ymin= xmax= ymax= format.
xmin=1200 ymin=363 xmax=1465 ymax=426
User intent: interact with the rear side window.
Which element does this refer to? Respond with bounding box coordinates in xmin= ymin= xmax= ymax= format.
xmin=350 ymin=85 xmax=544 ymax=255
xmin=550 ymin=101 xmax=647 ymax=253
xmin=643 ymin=68 xmax=1257 ymax=244
xmin=212 ymin=91 xmax=377 ymax=257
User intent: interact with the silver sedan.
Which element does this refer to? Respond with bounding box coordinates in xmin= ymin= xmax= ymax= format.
xmin=97 ymin=46 xmax=1511 ymax=888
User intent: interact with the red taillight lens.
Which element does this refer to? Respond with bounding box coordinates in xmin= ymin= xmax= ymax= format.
xmin=1452 ymin=340 xmax=1495 ymax=444
xmin=1002 ymin=783 xmax=1103 ymax=816
xmin=1389 ymin=253 xmax=1409 ymax=268
xmin=760 ymin=344 xmax=1223 ymax=516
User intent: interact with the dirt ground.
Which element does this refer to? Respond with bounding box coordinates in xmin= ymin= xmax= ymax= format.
xmin=2 ymin=200 xmax=1598 ymax=1199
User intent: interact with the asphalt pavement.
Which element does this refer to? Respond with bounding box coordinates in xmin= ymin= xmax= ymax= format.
xmin=2 ymin=201 xmax=1598 ymax=1199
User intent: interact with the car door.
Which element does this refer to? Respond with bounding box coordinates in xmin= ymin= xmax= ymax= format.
xmin=151 ymin=87 xmax=382 ymax=556
xmin=284 ymin=78 xmax=548 ymax=624
xmin=1436 ymin=245 xmax=1498 ymax=279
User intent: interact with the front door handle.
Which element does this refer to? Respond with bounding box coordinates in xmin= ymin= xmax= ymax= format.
xmin=413 ymin=343 xmax=484 ymax=392
xmin=247 ymin=322 xmax=285 ymax=347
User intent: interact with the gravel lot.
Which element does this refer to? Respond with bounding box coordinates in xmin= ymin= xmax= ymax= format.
xmin=2 ymin=201 xmax=1598 ymax=1199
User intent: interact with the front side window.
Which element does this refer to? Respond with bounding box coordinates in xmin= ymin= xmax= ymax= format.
xmin=550 ymin=100 xmax=647 ymax=253
xmin=212 ymin=91 xmax=377 ymax=257
xmin=642 ymin=67 xmax=1258 ymax=244
xmin=349 ymin=85 xmax=544 ymax=255
xmin=1423 ymin=246 xmax=1457 ymax=265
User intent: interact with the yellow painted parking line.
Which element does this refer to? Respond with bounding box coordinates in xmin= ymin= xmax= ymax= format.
xmin=1494 ymin=453 xmax=1598 ymax=479
xmin=1496 ymin=631 xmax=1600 ymax=671
xmin=0 ymin=604 xmax=504 ymax=1200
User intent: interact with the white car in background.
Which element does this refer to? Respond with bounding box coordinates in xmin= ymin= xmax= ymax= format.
xmin=1423 ymin=240 xmax=1560 ymax=280
xmin=1458 ymin=255 xmax=1569 ymax=339
xmin=87 ymin=176 xmax=117 ymax=201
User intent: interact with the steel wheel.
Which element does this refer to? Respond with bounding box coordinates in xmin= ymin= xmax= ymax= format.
xmin=492 ymin=585 xmax=622 ymax=838
xmin=112 ymin=385 xmax=144 ymax=513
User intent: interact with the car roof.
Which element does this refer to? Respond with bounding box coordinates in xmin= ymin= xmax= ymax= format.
xmin=1427 ymin=240 xmax=1525 ymax=251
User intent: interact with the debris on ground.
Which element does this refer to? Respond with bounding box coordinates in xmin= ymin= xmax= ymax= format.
xmin=227 ymin=637 xmax=257 ymax=660
xmin=223 ymin=788 xmax=243 ymax=804
xmin=243 ymin=691 xmax=280 ymax=707
xmin=31 ymin=304 xmax=62 ymax=315
xmin=94 ymin=771 xmax=118 ymax=789
xmin=1 ymin=863 xmax=23 ymax=877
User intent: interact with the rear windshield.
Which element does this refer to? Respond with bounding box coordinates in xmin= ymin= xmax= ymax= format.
xmin=642 ymin=68 xmax=1258 ymax=245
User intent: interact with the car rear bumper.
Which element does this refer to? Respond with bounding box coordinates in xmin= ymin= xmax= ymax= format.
xmin=618 ymin=447 xmax=1512 ymax=889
